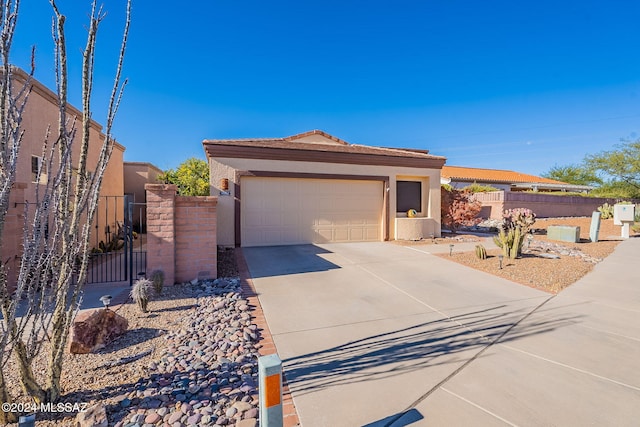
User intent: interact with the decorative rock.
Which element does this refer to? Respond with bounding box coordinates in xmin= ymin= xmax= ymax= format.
xmin=187 ymin=413 xmax=202 ymax=424
xmin=118 ymin=279 xmax=260 ymax=427
xmin=243 ymin=408 xmax=258 ymax=419
xmin=168 ymin=411 xmax=183 ymax=424
xmin=236 ymin=419 xmax=257 ymax=427
xmin=130 ymin=413 xmax=146 ymax=424
xmin=145 ymin=412 xmax=162 ymax=424
xmin=232 ymin=401 xmax=253 ymax=412
xmin=69 ymin=308 xmax=128 ymax=354
xmin=75 ymin=402 xmax=108 ymax=427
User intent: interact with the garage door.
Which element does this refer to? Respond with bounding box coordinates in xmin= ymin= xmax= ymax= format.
xmin=241 ymin=177 xmax=383 ymax=246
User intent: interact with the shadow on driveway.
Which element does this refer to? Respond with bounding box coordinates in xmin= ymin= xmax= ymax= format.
xmin=242 ymin=245 xmax=340 ymax=278
xmin=283 ymin=304 xmax=581 ymax=396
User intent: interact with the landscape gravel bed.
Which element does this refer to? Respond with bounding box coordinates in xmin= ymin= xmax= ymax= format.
xmin=111 ymin=278 xmax=260 ymax=427
xmin=6 ymin=276 xmax=259 ymax=427
xmin=439 ymin=217 xmax=635 ymax=294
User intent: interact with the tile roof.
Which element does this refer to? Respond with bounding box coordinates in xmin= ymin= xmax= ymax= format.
xmin=442 ymin=165 xmax=569 ymax=185
xmin=203 ymin=130 xmax=446 ymax=161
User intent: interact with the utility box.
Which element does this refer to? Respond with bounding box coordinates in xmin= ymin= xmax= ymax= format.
xmin=547 ymin=225 xmax=581 ymax=243
xmin=613 ymin=204 xmax=635 ymax=225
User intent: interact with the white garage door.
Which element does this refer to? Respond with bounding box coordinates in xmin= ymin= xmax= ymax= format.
xmin=241 ymin=177 xmax=383 ymax=246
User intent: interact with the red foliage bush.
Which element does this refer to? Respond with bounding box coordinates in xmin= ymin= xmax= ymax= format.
xmin=441 ymin=187 xmax=482 ymax=231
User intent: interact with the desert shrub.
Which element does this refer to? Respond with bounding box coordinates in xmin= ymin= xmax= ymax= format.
xmin=463 ymin=182 xmax=500 ymax=193
xmin=130 ymin=278 xmax=153 ymax=313
xmin=441 ymin=187 xmax=482 ymax=231
xmin=525 ymin=191 xmax=591 ymax=197
xmin=149 ymin=269 xmax=165 ymax=296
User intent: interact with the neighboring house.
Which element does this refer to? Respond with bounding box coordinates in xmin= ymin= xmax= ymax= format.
xmin=1 ymin=67 xmax=125 ymax=289
xmin=204 ymin=130 xmax=446 ymax=246
xmin=440 ymin=166 xmax=614 ymax=219
xmin=124 ymin=161 xmax=163 ymax=231
xmin=441 ymin=165 xmax=593 ymax=193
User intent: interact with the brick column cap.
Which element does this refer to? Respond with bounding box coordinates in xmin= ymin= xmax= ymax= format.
xmin=145 ymin=183 xmax=178 ymax=192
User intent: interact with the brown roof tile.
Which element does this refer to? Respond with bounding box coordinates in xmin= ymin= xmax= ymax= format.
xmin=203 ymin=130 xmax=445 ymax=162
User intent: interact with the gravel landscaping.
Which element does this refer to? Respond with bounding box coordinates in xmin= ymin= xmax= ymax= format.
xmin=5 ymin=249 xmax=257 ymax=426
xmin=440 ymin=217 xmax=638 ymax=293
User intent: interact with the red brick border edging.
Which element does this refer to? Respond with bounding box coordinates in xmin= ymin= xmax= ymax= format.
xmin=236 ymin=249 xmax=301 ymax=427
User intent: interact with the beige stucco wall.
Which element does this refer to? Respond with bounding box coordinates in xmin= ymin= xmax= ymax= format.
xmin=124 ymin=162 xmax=163 ymax=204
xmin=1 ymin=69 xmax=126 ymax=283
xmin=209 ymin=157 xmax=442 ymax=246
xmin=124 ymin=162 xmax=163 ymax=228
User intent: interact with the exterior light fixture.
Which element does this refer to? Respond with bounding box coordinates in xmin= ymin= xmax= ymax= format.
xmin=449 ymin=244 xmax=454 ymax=256
xmin=220 ymin=178 xmax=231 ymax=196
xmin=99 ymin=295 xmax=112 ymax=310
xmin=498 ymin=254 xmax=504 ymax=270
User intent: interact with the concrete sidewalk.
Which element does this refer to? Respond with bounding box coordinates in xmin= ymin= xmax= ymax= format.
xmin=244 ymin=237 xmax=640 ymax=426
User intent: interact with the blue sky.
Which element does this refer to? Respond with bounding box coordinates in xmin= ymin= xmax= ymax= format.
xmin=10 ymin=1 xmax=640 ymax=175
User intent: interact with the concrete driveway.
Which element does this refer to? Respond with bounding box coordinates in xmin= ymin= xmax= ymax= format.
xmin=243 ymin=239 xmax=640 ymax=426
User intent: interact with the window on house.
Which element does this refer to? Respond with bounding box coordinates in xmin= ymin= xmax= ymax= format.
xmin=31 ymin=156 xmax=44 ymax=183
xmin=396 ymin=181 xmax=422 ymax=213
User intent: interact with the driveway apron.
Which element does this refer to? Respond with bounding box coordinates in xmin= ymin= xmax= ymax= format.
xmin=242 ymin=239 xmax=640 ymax=426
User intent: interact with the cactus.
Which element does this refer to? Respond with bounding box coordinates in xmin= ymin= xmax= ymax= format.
xmin=149 ymin=269 xmax=165 ymax=296
xmin=597 ymin=203 xmax=614 ymax=219
xmin=475 ymin=244 xmax=487 ymax=260
xmin=130 ymin=278 xmax=153 ymax=313
xmin=493 ymin=208 xmax=535 ymax=259
xmin=493 ymin=227 xmax=523 ymax=259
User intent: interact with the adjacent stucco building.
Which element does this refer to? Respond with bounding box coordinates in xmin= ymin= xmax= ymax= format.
xmin=1 ymin=68 xmax=125 ymax=288
xmin=124 ymin=161 xmax=163 ymax=230
xmin=204 ymin=130 xmax=446 ymax=246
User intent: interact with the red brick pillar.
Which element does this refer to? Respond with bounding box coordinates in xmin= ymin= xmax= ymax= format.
xmin=174 ymin=196 xmax=218 ymax=282
xmin=145 ymin=184 xmax=177 ymax=285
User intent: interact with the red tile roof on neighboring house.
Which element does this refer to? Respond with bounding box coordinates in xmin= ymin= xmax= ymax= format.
xmin=442 ymin=165 xmax=569 ymax=185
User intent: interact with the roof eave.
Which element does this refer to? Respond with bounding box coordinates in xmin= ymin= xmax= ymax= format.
xmin=204 ymin=143 xmax=446 ymax=169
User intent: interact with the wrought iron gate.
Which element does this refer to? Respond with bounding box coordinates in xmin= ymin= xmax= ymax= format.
xmin=86 ymin=195 xmax=146 ymax=285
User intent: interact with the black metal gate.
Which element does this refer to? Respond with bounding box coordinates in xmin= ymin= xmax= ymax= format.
xmin=86 ymin=195 xmax=146 ymax=285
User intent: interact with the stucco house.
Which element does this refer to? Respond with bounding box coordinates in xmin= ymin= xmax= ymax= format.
xmin=441 ymin=165 xmax=592 ymax=193
xmin=204 ymin=130 xmax=446 ymax=246
xmin=1 ymin=67 xmax=125 ymax=288
xmin=124 ymin=161 xmax=163 ymax=231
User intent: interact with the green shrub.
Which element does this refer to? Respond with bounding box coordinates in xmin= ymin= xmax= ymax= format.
xmin=463 ymin=182 xmax=501 ymax=193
